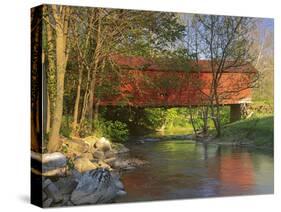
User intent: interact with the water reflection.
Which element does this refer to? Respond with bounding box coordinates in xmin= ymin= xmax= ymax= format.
xmin=117 ymin=141 xmax=273 ymax=203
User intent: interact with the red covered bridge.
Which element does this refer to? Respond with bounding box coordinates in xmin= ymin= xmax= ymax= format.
xmin=95 ymin=55 xmax=257 ymax=122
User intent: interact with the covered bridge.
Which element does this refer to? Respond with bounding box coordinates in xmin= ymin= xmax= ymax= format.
xmin=95 ymin=55 xmax=257 ymax=122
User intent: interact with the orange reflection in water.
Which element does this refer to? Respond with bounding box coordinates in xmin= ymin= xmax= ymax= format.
xmin=218 ymin=152 xmax=255 ymax=189
xmin=121 ymin=170 xmax=165 ymax=198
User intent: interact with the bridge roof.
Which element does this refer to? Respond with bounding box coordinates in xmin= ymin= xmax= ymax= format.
xmin=111 ymin=54 xmax=257 ymax=73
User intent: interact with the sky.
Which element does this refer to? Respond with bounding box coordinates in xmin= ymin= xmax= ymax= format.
xmin=178 ymin=14 xmax=274 ymax=59
xmin=257 ymin=18 xmax=274 ymax=55
xmin=262 ymin=18 xmax=274 ymax=32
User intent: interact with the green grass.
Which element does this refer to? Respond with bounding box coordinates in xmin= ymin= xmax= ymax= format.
xmin=218 ymin=115 xmax=273 ymax=149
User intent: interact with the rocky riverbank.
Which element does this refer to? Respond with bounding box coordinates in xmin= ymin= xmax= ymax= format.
xmin=31 ymin=136 xmax=148 ymax=207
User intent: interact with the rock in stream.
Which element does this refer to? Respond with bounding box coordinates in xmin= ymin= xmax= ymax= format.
xmin=71 ymin=168 xmax=126 ymax=205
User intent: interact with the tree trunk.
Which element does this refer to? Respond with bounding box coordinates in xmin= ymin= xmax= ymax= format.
xmin=77 ymin=13 xmax=95 ymax=126
xmin=87 ymin=9 xmax=102 ymax=123
xmin=46 ymin=90 xmax=51 ymax=133
xmin=72 ymin=62 xmax=83 ymax=135
xmin=48 ymin=6 xmax=70 ymax=152
xmin=94 ymin=100 xmax=100 ymax=122
xmin=211 ymin=96 xmax=219 ymax=137
xmin=45 ymin=11 xmax=56 ymax=129
xmin=188 ymin=107 xmax=198 ymax=137
xmin=214 ymin=85 xmax=222 ymax=137
xmin=211 ymin=103 xmax=221 ymax=137
xmin=202 ymin=106 xmax=209 ymax=135
xmin=48 ymin=32 xmax=66 ymax=152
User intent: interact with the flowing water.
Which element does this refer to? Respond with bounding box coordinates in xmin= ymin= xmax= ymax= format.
xmin=117 ymin=139 xmax=273 ymax=203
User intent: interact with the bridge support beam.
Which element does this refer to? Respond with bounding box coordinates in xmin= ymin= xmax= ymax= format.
xmin=230 ymin=104 xmax=241 ymax=122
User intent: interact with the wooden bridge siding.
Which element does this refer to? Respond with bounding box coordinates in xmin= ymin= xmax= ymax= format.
xmin=96 ymin=70 xmax=253 ymax=107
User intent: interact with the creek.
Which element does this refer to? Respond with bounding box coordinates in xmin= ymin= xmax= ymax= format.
xmin=117 ymin=138 xmax=273 ymax=202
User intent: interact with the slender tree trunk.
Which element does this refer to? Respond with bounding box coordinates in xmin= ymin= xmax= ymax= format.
xmin=79 ymin=65 xmax=91 ymax=124
xmin=46 ymin=91 xmax=51 ymax=133
xmin=188 ymin=106 xmax=198 ymax=137
xmin=42 ymin=49 xmax=49 ymax=136
xmin=214 ymin=105 xmax=221 ymax=137
xmin=94 ymin=100 xmax=100 ymax=122
xmin=72 ymin=62 xmax=83 ymax=135
xmin=87 ymin=9 xmax=102 ymax=123
xmin=202 ymin=105 xmax=209 ymax=135
xmin=77 ymin=13 xmax=95 ymax=126
xmin=93 ymin=58 xmax=105 ymax=123
xmin=210 ymin=88 xmax=221 ymax=137
xmin=80 ymin=87 xmax=89 ymax=123
xmin=214 ymin=82 xmax=221 ymax=137
xmin=80 ymin=66 xmax=91 ymax=124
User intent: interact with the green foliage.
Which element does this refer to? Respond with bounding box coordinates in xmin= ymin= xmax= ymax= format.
xmin=60 ymin=116 xmax=73 ymax=138
xmin=76 ymin=117 xmax=129 ymax=142
xmin=144 ymin=108 xmax=168 ymax=129
xmin=103 ymin=120 xmax=129 ymax=142
xmin=220 ymin=106 xmax=230 ymax=126
xmin=114 ymin=11 xmax=185 ymax=57
xmin=144 ymin=108 xmax=191 ymax=131
xmin=219 ymin=115 xmax=273 ymax=148
xmin=67 ymin=158 xmax=75 ymax=170
xmin=95 ymin=63 xmax=122 ymax=99
xmin=60 ymin=143 xmax=69 ymax=154
xmin=165 ymin=108 xmax=187 ymax=128
xmin=93 ymin=119 xmax=129 ymax=142
xmin=77 ymin=119 xmax=92 ymax=138
xmin=186 ymin=107 xmax=210 ymax=131
xmin=153 ymin=49 xmax=193 ymax=72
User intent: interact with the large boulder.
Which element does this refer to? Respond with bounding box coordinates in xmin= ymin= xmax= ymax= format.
xmin=97 ymin=160 xmax=112 ymax=170
xmin=43 ymin=179 xmax=63 ymax=203
xmin=104 ymin=150 xmax=115 ymax=159
xmin=83 ymin=136 xmax=99 ymax=152
xmin=31 ymin=151 xmax=67 ymax=177
xmin=81 ymin=152 xmax=94 ymax=161
xmin=54 ymin=175 xmax=78 ymax=195
xmin=104 ymin=157 xmax=117 ymax=164
xmin=62 ymin=139 xmax=89 ymax=158
xmin=73 ymin=157 xmax=98 ymax=173
xmin=111 ymin=143 xmax=129 ymax=154
xmin=70 ymin=168 xmax=126 ymax=205
xmin=92 ymin=150 xmax=105 ymax=160
xmin=43 ymin=198 xmax=53 ymax=208
xmin=41 ymin=152 xmax=67 ymax=172
xmin=94 ymin=137 xmax=112 ymax=152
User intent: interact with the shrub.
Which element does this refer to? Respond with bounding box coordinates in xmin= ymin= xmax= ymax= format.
xmin=78 ymin=119 xmax=93 ymax=138
xmin=103 ymin=120 xmax=129 ymax=142
xmin=93 ymin=119 xmax=107 ymax=138
xmin=220 ymin=106 xmax=230 ymax=125
xmin=144 ymin=108 xmax=191 ymax=130
xmin=78 ymin=118 xmax=129 ymax=142
xmin=144 ymin=108 xmax=168 ymax=129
